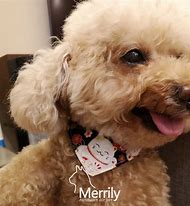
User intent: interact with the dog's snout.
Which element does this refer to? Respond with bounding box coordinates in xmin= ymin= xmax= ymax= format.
xmin=177 ymin=86 xmax=190 ymax=109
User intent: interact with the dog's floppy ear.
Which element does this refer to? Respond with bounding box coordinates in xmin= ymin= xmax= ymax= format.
xmin=10 ymin=43 xmax=70 ymax=134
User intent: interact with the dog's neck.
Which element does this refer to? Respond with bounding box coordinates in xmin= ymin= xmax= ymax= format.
xmin=68 ymin=121 xmax=141 ymax=176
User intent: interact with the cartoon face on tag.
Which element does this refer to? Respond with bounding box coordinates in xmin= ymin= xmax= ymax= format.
xmin=88 ymin=136 xmax=117 ymax=165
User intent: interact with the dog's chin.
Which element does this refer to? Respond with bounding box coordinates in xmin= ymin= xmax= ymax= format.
xmin=132 ymin=107 xmax=185 ymax=137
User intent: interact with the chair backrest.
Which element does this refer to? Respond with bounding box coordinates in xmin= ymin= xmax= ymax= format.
xmin=47 ymin=0 xmax=77 ymax=40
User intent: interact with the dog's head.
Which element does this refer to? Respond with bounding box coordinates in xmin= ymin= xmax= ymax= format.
xmin=10 ymin=0 xmax=190 ymax=150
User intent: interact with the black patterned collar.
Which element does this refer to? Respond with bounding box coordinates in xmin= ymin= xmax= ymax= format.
xmin=68 ymin=121 xmax=141 ymax=176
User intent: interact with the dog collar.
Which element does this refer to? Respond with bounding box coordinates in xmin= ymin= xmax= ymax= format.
xmin=68 ymin=121 xmax=141 ymax=176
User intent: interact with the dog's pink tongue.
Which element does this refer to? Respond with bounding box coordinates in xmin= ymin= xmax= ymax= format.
xmin=150 ymin=112 xmax=184 ymax=136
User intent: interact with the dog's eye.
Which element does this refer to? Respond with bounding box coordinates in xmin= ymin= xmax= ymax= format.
xmin=121 ymin=49 xmax=146 ymax=65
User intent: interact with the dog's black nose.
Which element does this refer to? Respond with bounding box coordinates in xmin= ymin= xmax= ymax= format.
xmin=178 ymin=86 xmax=190 ymax=110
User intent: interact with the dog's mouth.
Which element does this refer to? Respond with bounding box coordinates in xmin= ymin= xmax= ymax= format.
xmin=132 ymin=107 xmax=184 ymax=136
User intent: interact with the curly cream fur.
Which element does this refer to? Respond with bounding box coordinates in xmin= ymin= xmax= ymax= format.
xmin=10 ymin=44 xmax=70 ymax=134
xmin=1 ymin=0 xmax=190 ymax=205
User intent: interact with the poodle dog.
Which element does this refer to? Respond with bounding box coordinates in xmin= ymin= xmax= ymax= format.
xmin=1 ymin=0 xmax=190 ymax=205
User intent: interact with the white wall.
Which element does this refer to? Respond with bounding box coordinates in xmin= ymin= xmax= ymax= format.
xmin=0 ymin=0 xmax=51 ymax=57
